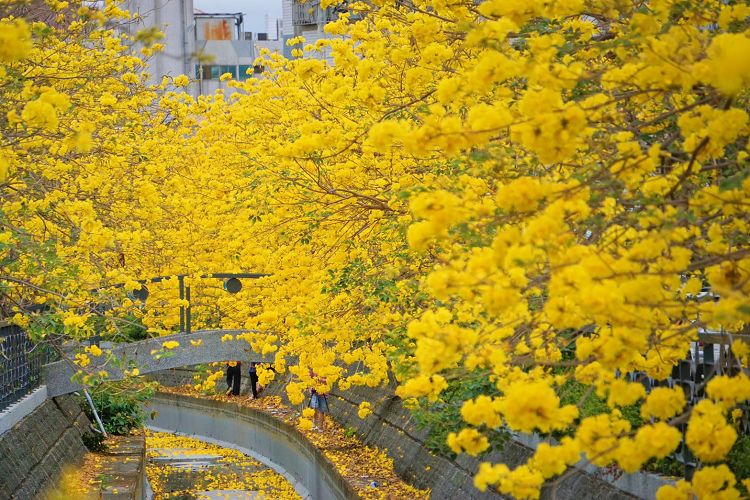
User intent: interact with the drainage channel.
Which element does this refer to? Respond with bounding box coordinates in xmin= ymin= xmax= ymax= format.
xmin=145 ymin=430 xmax=300 ymax=499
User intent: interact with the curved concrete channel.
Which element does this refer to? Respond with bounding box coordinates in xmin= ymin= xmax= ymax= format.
xmin=144 ymin=392 xmax=357 ymax=500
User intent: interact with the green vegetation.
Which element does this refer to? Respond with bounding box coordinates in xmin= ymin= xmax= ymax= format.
xmin=557 ymin=380 xmax=643 ymax=429
xmin=81 ymin=430 xmax=107 ymax=452
xmin=728 ymin=434 xmax=750 ymax=493
xmin=643 ymin=456 xmax=684 ymax=478
xmin=412 ymin=370 xmax=507 ymax=458
xmin=81 ymin=380 xmax=156 ymax=435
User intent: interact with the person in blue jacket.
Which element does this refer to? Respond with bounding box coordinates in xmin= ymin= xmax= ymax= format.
xmin=248 ymin=361 xmax=260 ymax=399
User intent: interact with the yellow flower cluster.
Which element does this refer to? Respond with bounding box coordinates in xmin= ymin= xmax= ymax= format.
xmin=74 ymin=353 xmax=90 ymax=368
xmin=193 ymin=369 xmax=224 ymax=394
xmin=85 ymin=345 xmax=103 ymax=357
xmin=0 ymin=18 xmax=31 ymax=62
xmin=297 ymin=416 xmax=314 ymax=431
xmin=686 ymin=400 xmax=738 ymax=463
xmin=657 ymin=464 xmax=745 ymax=500
xmin=497 ymin=382 xmax=578 ymax=434
xmin=357 ymin=401 xmax=372 ymax=419
xmin=640 ymin=387 xmax=686 ymax=421
xmin=447 ymin=428 xmax=489 ymax=456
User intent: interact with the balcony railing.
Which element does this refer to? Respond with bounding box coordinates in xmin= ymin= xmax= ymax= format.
xmin=292 ymin=1 xmax=322 ymax=26
xmin=292 ymin=1 xmax=347 ymax=26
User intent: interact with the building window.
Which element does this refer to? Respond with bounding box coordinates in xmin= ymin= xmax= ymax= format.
xmin=253 ymin=65 xmax=264 ymax=74
xmin=198 ymin=65 xmax=221 ymax=80
xmin=219 ymin=65 xmax=237 ymax=79
xmin=239 ymin=65 xmax=252 ymax=80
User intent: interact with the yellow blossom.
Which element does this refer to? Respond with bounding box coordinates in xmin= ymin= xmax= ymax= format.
xmin=686 ymin=400 xmax=737 ymax=462
xmin=0 ymin=19 xmax=32 ymax=62
xmin=357 ymin=401 xmax=372 ymax=419
xmin=447 ymin=428 xmax=490 ymax=456
xmin=640 ymin=387 xmax=686 ymax=421
xmin=86 ymin=345 xmax=103 ymax=357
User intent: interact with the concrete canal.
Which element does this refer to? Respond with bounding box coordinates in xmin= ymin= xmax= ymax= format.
xmin=145 ymin=430 xmax=299 ymax=499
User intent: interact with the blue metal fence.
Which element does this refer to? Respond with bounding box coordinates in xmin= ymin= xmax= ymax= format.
xmin=0 ymin=323 xmax=49 ymax=412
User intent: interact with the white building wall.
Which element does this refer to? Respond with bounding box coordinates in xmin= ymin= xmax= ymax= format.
xmin=123 ymin=0 xmax=195 ymax=91
xmin=254 ymin=39 xmax=283 ymax=56
xmin=123 ymin=1 xmax=298 ymax=95
xmin=265 ymin=16 xmax=282 ymax=40
xmin=282 ymin=0 xmax=294 ymax=37
xmin=198 ymin=40 xmax=249 ymax=61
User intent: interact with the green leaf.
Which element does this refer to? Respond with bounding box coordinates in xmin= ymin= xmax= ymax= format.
xmin=719 ymin=173 xmax=748 ymax=192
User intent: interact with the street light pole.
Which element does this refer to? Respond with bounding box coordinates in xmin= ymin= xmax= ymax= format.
xmin=185 ymin=285 xmax=192 ymax=335
xmin=178 ymin=276 xmax=185 ymax=333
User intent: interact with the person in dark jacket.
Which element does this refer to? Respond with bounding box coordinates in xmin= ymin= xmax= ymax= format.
xmin=226 ymin=361 xmax=241 ymax=396
xmin=248 ymin=362 xmax=259 ymax=399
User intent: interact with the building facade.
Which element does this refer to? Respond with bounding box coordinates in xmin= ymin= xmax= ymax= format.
xmin=123 ymin=0 xmax=281 ymax=97
xmin=193 ymin=11 xmax=255 ymax=95
xmin=122 ymin=0 xmax=195 ymax=88
xmin=281 ymin=0 xmax=339 ymax=62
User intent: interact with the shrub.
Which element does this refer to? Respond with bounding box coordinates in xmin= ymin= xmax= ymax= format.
xmin=411 ymin=370 xmax=507 ymax=458
xmin=81 ymin=430 xmax=107 ymax=452
xmin=728 ymin=434 xmax=750 ymax=485
xmin=81 ymin=380 xmax=155 ymax=435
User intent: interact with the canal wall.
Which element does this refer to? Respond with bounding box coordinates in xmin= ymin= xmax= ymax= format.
xmin=98 ymin=435 xmax=147 ymax=500
xmin=264 ymin=375 xmax=663 ymax=500
xmin=0 ymin=391 xmax=91 ymax=499
xmin=145 ymin=391 xmax=357 ymax=500
xmin=320 ymin=384 xmax=667 ymax=499
xmin=150 ymin=367 xmax=670 ymax=500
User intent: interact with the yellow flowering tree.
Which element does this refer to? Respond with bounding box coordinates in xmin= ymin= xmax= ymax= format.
xmin=3 ymin=0 xmax=750 ymax=498
xmin=191 ymin=1 xmax=749 ymax=497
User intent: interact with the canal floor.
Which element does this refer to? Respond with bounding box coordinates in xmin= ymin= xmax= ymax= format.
xmin=145 ymin=430 xmax=300 ymax=499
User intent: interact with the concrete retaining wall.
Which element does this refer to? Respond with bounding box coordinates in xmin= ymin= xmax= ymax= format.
xmin=0 ymin=385 xmax=49 ymax=436
xmin=0 ymin=394 xmax=91 ymax=499
xmin=145 ymin=392 xmax=357 ymax=500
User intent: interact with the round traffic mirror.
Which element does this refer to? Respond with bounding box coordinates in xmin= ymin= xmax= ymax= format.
xmin=224 ymin=278 xmax=242 ymax=294
xmin=132 ymin=285 xmax=149 ymax=302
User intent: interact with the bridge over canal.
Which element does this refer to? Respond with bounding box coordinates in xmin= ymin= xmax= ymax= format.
xmin=43 ymin=329 xmax=274 ymax=397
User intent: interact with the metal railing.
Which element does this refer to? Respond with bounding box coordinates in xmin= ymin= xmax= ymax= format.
xmin=0 ymin=323 xmax=50 ymax=412
xmin=628 ymin=338 xmax=750 ymax=479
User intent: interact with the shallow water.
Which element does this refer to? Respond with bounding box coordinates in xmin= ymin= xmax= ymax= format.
xmin=145 ymin=431 xmax=299 ymax=499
